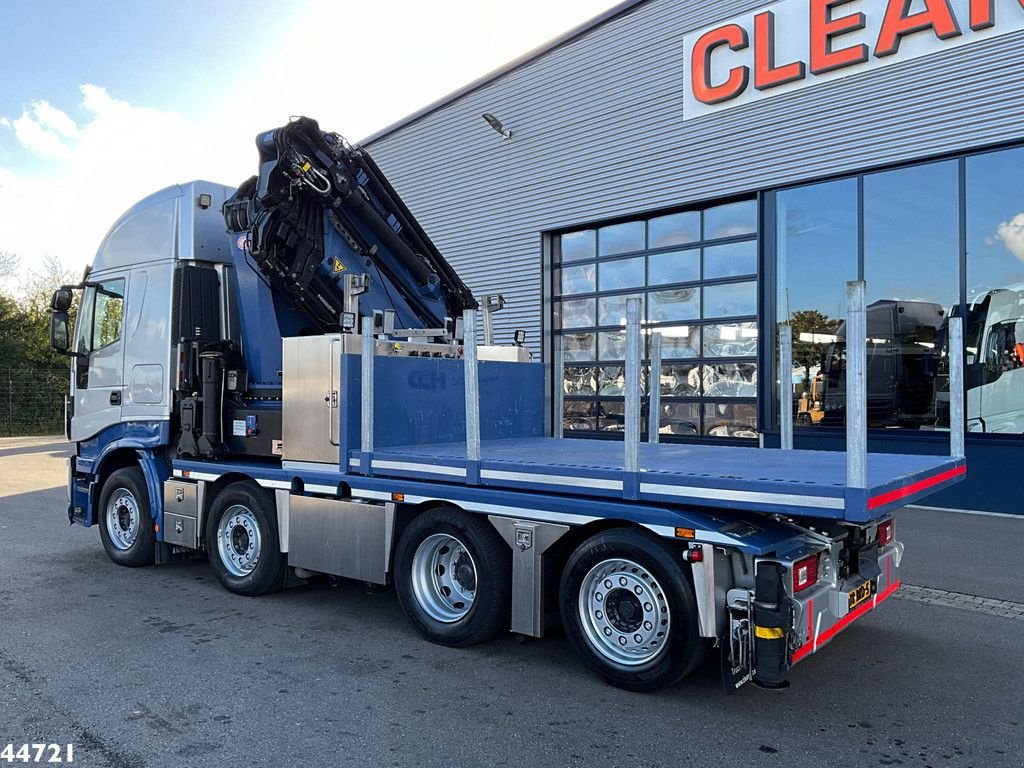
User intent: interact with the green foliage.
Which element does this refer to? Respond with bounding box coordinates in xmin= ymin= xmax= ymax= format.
xmin=786 ymin=309 xmax=840 ymax=392
xmin=0 ymin=254 xmax=74 ymax=435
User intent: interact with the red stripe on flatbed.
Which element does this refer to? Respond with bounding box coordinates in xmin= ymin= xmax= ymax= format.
xmin=868 ymin=465 xmax=966 ymax=510
xmin=792 ymin=580 xmax=901 ymax=664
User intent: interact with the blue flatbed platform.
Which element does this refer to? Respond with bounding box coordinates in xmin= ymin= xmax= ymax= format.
xmin=347 ymin=437 xmax=965 ymax=523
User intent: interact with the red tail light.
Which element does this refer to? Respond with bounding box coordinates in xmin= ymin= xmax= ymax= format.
xmin=877 ymin=519 xmax=894 ymax=547
xmin=792 ymin=554 xmax=819 ymax=593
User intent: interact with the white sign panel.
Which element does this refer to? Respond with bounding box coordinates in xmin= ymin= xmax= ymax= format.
xmin=682 ymin=0 xmax=1024 ymax=119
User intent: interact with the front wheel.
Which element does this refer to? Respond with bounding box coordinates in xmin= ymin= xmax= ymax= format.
xmin=205 ymin=482 xmax=286 ymax=596
xmin=98 ymin=467 xmax=155 ymax=567
xmin=560 ymin=529 xmax=705 ymax=692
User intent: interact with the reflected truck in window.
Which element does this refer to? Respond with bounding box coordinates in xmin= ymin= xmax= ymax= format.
xmin=936 ymin=286 xmax=1024 ymax=433
xmin=818 ymin=300 xmax=945 ymax=429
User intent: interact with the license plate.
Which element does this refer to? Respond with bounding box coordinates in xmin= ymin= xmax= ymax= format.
xmin=848 ymin=580 xmax=873 ymax=611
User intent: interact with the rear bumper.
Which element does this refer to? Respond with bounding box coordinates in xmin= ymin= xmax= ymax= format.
xmin=790 ymin=540 xmax=903 ymax=665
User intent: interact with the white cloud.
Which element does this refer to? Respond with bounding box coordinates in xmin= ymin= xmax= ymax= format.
xmin=996 ymin=213 xmax=1024 ymax=262
xmin=0 ymin=85 xmax=253 ymax=279
xmin=10 ymin=108 xmax=72 ymax=159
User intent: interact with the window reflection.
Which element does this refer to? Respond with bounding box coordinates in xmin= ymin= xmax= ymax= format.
xmin=649 ymin=212 xmax=700 ymax=248
xmin=704 ymin=282 xmax=756 ymax=318
xmin=598 ymin=294 xmax=644 ymax=326
xmin=559 ymin=298 xmax=595 ymax=329
xmin=705 ymin=323 xmax=758 ymax=357
xmin=561 ymin=230 xmax=596 ymax=262
xmin=776 ymin=179 xmax=858 ymax=429
xmin=704 ymin=402 xmax=758 ymax=438
xmin=705 ymin=201 xmax=757 ymax=240
xmin=649 ymin=248 xmax=700 ymax=286
xmin=704 ymin=241 xmax=757 ymax=279
xmin=599 ymin=221 xmax=645 ymax=256
xmin=648 ymin=288 xmax=700 ymax=322
xmin=560 ymin=264 xmax=596 ymax=295
xmin=963 ymin=147 xmax=1024 ymax=433
xmin=555 ymin=197 xmax=758 ymax=441
xmin=653 ymin=325 xmax=700 ymax=358
xmin=599 ymin=256 xmax=644 ymax=291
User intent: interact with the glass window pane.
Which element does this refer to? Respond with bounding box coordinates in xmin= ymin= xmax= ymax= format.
xmin=704 ymin=322 xmax=758 ymax=357
xmin=704 ymin=200 xmax=757 ymax=240
xmin=599 ymin=221 xmax=645 ymax=256
xmin=561 ymin=333 xmax=595 ymax=362
xmin=658 ymin=363 xmax=701 ymax=396
xmin=598 ymin=331 xmax=627 ymax=360
xmin=599 ymin=257 xmax=644 ymax=291
xmin=653 ymin=325 xmax=700 ymax=358
xmin=559 ymin=298 xmax=596 ymax=329
xmin=598 ymin=401 xmax=647 ymax=435
xmin=704 ymin=281 xmax=756 ymax=318
xmin=93 ymin=279 xmax=125 ymax=350
xmin=563 ymin=366 xmax=596 ymax=396
xmin=656 ymin=402 xmax=701 ymax=437
xmin=560 ymin=230 xmax=596 ymax=262
xmin=704 ymin=363 xmax=758 ymax=398
xmin=776 ymin=178 xmax=858 ymax=429
xmin=560 ymin=264 xmax=596 ymax=295
xmin=649 ymin=211 xmax=700 ymax=249
xmin=704 ymin=241 xmax=757 ymax=280
xmin=649 ymin=248 xmax=700 ymax=286
xmin=598 ymin=294 xmax=644 ymax=326
xmin=863 ymin=160 xmax=958 ymax=429
xmin=648 ymin=287 xmax=700 ymax=323
xmin=703 ymin=402 xmax=758 ymax=438
xmin=564 ymin=400 xmax=597 ymax=432
xmin=598 ymin=365 xmax=626 ymax=396
xmin=965 ymin=147 xmax=1024 ymax=433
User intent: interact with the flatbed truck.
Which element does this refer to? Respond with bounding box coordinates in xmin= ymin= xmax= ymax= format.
xmin=49 ymin=118 xmax=966 ymax=691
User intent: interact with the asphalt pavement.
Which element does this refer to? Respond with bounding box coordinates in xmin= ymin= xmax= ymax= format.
xmin=1 ymin=437 xmax=1022 ymax=768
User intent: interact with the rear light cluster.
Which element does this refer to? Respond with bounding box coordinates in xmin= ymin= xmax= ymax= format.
xmin=792 ymin=554 xmax=819 ymax=593
xmin=877 ymin=519 xmax=895 ymax=547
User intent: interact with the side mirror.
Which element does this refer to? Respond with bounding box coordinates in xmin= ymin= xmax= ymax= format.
xmin=51 ymin=288 xmax=73 ymax=312
xmin=50 ymin=311 xmax=71 ymax=353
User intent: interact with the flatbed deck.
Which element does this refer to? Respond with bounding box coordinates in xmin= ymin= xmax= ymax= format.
xmin=347 ymin=437 xmax=965 ymax=522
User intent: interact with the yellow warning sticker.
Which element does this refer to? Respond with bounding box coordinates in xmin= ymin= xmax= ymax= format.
xmin=333 ymin=258 xmax=346 ymax=273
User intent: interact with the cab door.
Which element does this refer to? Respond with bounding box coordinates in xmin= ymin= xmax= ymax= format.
xmin=70 ymin=277 xmax=127 ymax=441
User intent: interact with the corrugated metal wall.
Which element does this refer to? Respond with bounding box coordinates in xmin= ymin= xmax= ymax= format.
xmin=365 ymin=0 xmax=1024 ymax=351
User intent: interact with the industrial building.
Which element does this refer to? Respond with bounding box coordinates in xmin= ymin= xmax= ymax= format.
xmin=364 ymin=0 xmax=1024 ymax=514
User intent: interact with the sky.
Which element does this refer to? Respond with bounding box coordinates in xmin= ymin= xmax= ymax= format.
xmin=0 ymin=0 xmax=618 ymax=285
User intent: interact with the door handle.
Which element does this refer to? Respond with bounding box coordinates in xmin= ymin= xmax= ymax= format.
xmin=110 ymin=391 xmax=122 ymax=405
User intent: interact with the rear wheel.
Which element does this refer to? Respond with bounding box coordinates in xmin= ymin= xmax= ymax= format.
xmin=205 ymin=482 xmax=286 ymax=596
xmin=394 ymin=507 xmax=511 ymax=647
xmin=560 ymin=529 xmax=705 ymax=692
xmin=98 ymin=467 xmax=155 ymax=567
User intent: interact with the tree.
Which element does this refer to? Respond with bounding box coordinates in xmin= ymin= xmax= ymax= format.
xmin=787 ymin=309 xmax=840 ymax=393
xmin=0 ymin=250 xmax=18 ymax=279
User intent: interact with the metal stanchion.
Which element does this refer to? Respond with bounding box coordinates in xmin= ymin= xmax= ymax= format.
xmin=846 ymin=281 xmax=867 ymax=488
xmin=648 ymin=331 xmax=662 ymax=444
xmin=779 ymin=324 xmax=793 ymax=451
xmin=624 ymin=298 xmax=641 ymax=474
xmin=949 ymin=316 xmax=965 ymax=459
xmin=463 ymin=309 xmax=481 ymax=465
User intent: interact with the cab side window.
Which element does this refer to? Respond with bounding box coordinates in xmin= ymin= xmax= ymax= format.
xmin=92 ymin=279 xmax=125 ymax=350
xmin=75 ymin=279 xmax=125 ymax=354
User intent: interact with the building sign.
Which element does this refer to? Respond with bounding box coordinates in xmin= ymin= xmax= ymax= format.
xmin=682 ymin=0 xmax=1024 ymax=119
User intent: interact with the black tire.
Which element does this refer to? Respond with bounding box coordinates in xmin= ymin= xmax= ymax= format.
xmin=560 ymin=528 xmax=706 ymax=692
xmin=394 ymin=507 xmax=511 ymax=647
xmin=205 ymin=482 xmax=286 ymax=596
xmin=98 ymin=467 xmax=155 ymax=567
